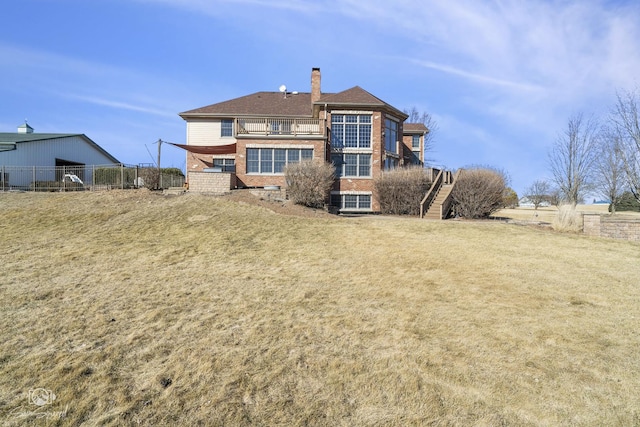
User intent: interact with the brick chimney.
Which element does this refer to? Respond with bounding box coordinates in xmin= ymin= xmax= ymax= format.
xmin=311 ymin=67 xmax=321 ymax=103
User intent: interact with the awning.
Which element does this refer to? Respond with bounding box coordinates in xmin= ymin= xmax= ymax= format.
xmin=169 ymin=143 xmax=236 ymax=155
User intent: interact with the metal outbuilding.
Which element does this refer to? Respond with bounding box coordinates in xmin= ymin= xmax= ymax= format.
xmin=0 ymin=123 xmax=120 ymax=189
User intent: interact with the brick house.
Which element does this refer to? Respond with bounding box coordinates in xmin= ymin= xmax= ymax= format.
xmin=178 ymin=68 xmax=429 ymax=212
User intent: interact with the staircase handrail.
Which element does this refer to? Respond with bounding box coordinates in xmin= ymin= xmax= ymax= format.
xmin=420 ymin=169 xmax=444 ymax=218
xmin=440 ymin=169 xmax=462 ymax=219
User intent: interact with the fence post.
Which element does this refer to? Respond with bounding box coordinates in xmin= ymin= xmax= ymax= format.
xmin=92 ymin=165 xmax=95 ymax=191
xmin=1 ymin=165 xmax=4 ymax=191
xmin=32 ymin=166 xmax=36 ymax=192
xmin=120 ymin=164 xmax=124 ymax=190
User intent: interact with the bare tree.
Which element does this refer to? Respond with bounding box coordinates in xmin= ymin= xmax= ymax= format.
xmin=404 ymin=106 xmax=438 ymax=161
xmin=548 ymin=113 xmax=599 ymax=205
xmin=610 ymin=90 xmax=640 ymax=202
xmin=525 ymin=180 xmax=551 ymax=209
xmin=593 ymin=127 xmax=626 ymax=213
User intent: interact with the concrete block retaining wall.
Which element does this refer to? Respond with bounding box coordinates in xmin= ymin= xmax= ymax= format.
xmin=583 ymin=214 xmax=640 ymax=242
xmin=188 ymin=171 xmax=235 ymax=194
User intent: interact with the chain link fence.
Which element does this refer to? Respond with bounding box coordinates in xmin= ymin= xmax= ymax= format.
xmin=0 ymin=164 xmax=184 ymax=192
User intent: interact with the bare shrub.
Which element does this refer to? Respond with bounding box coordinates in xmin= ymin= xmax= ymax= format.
xmin=139 ymin=167 xmax=160 ymax=190
xmin=452 ymin=167 xmax=508 ymax=218
xmin=552 ymin=204 xmax=582 ymax=232
xmin=284 ymin=161 xmax=335 ymax=208
xmin=374 ymin=166 xmax=432 ymax=215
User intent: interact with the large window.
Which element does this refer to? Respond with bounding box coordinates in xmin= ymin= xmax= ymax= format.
xmin=246 ymin=148 xmax=312 ymax=174
xmin=412 ymin=134 xmax=420 ymax=149
xmin=331 ymin=114 xmax=371 ymax=149
xmin=221 ymin=119 xmax=233 ymax=137
xmin=384 ymin=118 xmax=398 ymax=153
xmin=331 ymin=153 xmax=371 ymax=177
xmin=330 ymin=193 xmax=372 ymax=210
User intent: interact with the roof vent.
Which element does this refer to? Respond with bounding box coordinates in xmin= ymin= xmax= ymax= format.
xmin=18 ymin=121 xmax=34 ymax=134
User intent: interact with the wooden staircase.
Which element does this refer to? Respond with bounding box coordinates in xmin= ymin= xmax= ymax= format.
xmin=424 ymin=183 xmax=454 ymax=220
xmin=419 ymin=168 xmax=460 ymax=220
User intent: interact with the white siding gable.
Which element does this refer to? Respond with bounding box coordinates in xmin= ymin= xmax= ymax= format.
xmin=187 ymin=120 xmax=236 ymax=146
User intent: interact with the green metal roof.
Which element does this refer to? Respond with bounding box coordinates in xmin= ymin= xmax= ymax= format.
xmin=0 ymin=133 xmax=81 ymax=143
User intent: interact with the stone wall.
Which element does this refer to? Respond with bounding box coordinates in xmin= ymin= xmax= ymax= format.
xmin=188 ymin=171 xmax=235 ymax=194
xmin=583 ymin=214 xmax=640 ymax=242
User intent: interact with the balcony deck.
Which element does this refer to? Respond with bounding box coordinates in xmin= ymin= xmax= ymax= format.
xmin=236 ymin=118 xmax=323 ymax=137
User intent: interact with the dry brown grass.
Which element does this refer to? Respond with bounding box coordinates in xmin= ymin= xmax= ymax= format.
xmin=494 ymin=203 xmax=640 ymax=225
xmin=1 ymin=190 xmax=639 ymax=426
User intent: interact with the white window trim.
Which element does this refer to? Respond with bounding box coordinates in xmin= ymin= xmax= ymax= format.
xmin=246 ymin=144 xmax=315 ymax=149
xmin=330 ymin=114 xmax=373 ymax=150
xmin=221 ymin=119 xmax=234 ymax=137
xmin=332 ymin=153 xmax=372 ymax=178
xmin=330 ymin=110 xmax=374 ymax=115
xmin=246 ymin=147 xmax=313 ymax=175
xmin=330 ymin=191 xmax=373 ymax=211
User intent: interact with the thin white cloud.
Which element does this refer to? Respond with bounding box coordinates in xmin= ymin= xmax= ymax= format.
xmin=62 ymin=94 xmax=176 ymax=118
xmin=0 ymin=42 xmax=125 ymax=78
xmin=332 ymin=1 xmax=640 ymax=103
xmin=0 ymin=41 xmax=183 ymax=119
xmin=412 ymin=59 xmax=544 ymax=93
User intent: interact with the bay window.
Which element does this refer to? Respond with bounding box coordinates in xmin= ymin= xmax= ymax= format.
xmin=331 ymin=114 xmax=371 ymax=149
xmin=384 ymin=118 xmax=398 ymax=153
xmin=331 ymin=153 xmax=371 ymax=177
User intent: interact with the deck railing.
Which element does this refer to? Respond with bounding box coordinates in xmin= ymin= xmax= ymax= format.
xmin=236 ymin=118 xmax=322 ymax=136
xmin=439 ymin=169 xmax=462 ymax=218
xmin=420 ymin=168 xmax=444 ymax=218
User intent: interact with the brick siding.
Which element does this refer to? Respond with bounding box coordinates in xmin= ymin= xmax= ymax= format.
xmin=235 ymin=138 xmax=326 ymax=188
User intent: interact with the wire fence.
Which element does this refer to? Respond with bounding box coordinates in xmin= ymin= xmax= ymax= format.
xmin=0 ymin=164 xmax=185 ymax=192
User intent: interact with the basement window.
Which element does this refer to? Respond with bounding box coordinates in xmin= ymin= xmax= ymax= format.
xmin=330 ymin=193 xmax=372 ymax=211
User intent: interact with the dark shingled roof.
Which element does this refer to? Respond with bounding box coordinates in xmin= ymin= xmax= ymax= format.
xmin=318 ymin=86 xmax=387 ymax=105
xmin=180 ymin=86 xmax=409 ymax=120
xmin=403 ymin=123 xmax=429 ymax=133
xmin=180 ymin=92 xmax=319 ymax=117
xmin=317 ymin=86 xmax=408 ymax=119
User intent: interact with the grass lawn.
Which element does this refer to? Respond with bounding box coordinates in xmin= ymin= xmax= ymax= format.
xmin=1 ymin=190 xmax=639 ymax=426
xmin=494 ymin=204 xmax=640 ymax=225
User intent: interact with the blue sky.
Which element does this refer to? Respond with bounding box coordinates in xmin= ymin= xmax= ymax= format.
xmin=2 ymin=0 xmax=640 ymax=196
